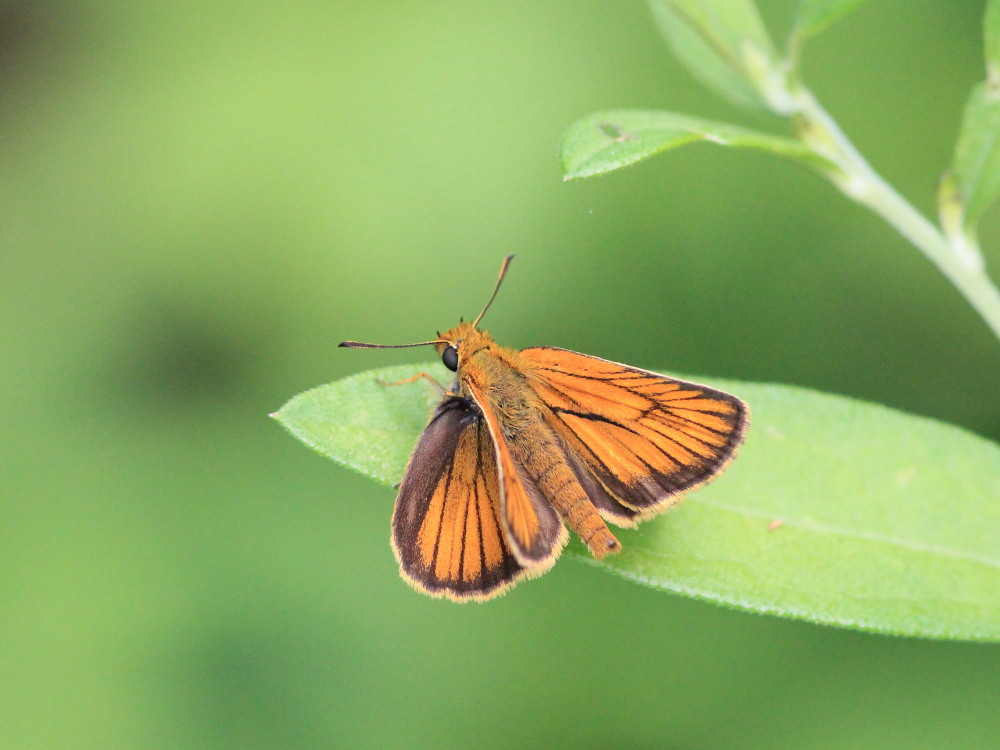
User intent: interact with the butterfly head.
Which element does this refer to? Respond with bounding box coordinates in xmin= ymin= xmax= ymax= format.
xmin=434 ymin=321 xmax=493 ymax=372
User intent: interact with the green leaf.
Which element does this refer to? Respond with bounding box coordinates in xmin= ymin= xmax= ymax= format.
xmin=275 ymin=363 xmax=1000 ymax=641
xmin=943 ymin=0 xmax=1000 ymax=232
xmin=274 ymin=364 xmax=444 ymax=485
xmin=648 ymin=0 xmax=779 ymax=109
xmin=791 ymin=0 xmax=872 ymax=42
xmin=560 ymin=109 xmax=836 ymax=181
xmin=986 ymin=0 xmax=1000 ymax=72
xmin=942 ymin=84 xmax=1000 ymax=234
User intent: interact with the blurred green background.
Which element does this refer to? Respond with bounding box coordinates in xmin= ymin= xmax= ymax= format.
xmin=3 ymin=1 xmax=999 ymax=748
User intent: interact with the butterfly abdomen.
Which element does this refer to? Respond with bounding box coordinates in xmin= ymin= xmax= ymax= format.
xmin=509 ymin=420 xmax=621 ymax=559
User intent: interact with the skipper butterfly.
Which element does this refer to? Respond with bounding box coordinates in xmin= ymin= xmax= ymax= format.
xmin=341 ymin=256 xmax=748 ymax=600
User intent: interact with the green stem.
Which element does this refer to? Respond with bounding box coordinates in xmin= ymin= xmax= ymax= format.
xmin=788 ymin=84 xmax=1000 ymax=342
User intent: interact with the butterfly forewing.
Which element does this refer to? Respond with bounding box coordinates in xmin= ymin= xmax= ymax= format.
xmin=392 ymin=397 xmax=525 ymax=600
xmin=521 ymin=347 xmax=748 ymax=515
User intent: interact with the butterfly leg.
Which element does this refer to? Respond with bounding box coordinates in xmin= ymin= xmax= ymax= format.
xmin=377 ymin=372 xmax=450 ymax=394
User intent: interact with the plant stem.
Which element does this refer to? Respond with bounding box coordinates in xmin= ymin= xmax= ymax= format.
xmin=789 ymin=85 xmax=1000 ymax=342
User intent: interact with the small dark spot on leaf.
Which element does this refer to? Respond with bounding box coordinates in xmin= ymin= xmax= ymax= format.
xmin=598 ymin=121 xmax=635 ymax=142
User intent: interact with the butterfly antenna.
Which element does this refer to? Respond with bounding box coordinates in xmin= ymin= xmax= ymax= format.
xmin=339 ymin=339 xmax=447 ymax=349
xmin=472 ymin=254 xmax=514 ymax=329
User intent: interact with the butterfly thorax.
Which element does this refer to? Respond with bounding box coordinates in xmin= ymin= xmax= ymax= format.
xmin=437 ymin=325 xmax=538 ymax=424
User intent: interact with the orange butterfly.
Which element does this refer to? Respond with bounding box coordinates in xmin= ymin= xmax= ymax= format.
xmin=341 ymin=256 xmax=748 ymax=601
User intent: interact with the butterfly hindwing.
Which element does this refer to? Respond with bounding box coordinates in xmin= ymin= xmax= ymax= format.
xmin=392 ymin=396 xmax=525 ymax=600
xmin=463 ymin=378 xmax=568 ymax=569
xmin=521 ymin=346 xmax=749 ymax=516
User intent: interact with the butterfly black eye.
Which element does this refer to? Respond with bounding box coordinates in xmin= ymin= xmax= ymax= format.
xmin=441 ymin=345 xmax=459 ymax=372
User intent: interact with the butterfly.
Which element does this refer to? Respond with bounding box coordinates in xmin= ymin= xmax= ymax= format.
xmin=341 ymin=256 xmax=748 ymax=601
